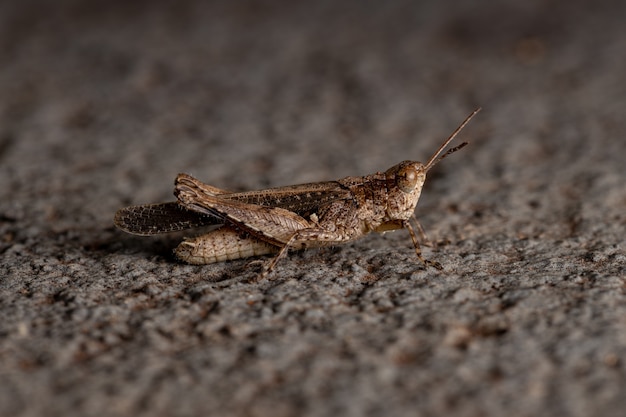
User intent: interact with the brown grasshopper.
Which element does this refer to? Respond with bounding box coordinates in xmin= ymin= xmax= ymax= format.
xmin=114 ymin=108 xmax=479 ymax=277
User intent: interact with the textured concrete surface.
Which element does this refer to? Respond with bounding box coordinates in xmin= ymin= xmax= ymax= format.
xmin=0 ymin=1 xmax=624 ymax=416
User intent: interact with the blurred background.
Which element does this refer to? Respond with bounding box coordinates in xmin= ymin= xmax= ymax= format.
xmin=0 ymin=1 xmax=624 ymax=416
xmin=2 ymin=0 xmax=623 ymax=217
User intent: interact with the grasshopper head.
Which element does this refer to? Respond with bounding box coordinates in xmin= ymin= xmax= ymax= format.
xmin=384 ymin=108 xmax=479 ymax=218
xmin=383 ymin=160 xmax=429 ymax=221
xmin=386 ymin=161 xmax=427 ymax=194
xmin=386 ymin=108 xmax=479 ymax=195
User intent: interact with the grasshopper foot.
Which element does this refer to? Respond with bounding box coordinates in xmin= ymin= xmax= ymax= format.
xmin=426 ymin=259 xmax=443 ymax=270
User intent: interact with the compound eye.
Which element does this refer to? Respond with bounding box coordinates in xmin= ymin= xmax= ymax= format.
xmin=396 ymin=165 xmax=420 ymax=193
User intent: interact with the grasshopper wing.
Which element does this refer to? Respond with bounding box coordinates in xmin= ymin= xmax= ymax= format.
xmin=175 ymin=174 xmax=316 ymax=245
xmin=114 ymin=202 xmax=222 ymax=235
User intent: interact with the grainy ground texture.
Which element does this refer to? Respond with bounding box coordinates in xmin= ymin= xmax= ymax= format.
xmin=1 ymin=1 xmax=625 ymax=416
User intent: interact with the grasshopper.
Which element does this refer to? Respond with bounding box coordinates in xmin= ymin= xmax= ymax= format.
xmin=114 ymin=108 xmax=480 ymax=277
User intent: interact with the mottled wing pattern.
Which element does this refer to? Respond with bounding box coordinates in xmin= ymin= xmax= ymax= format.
xmin=114 ymin=202 xmax=222 ymax=235
xmin=115 ymin=177 xmax=353 ymax=237
xmin=225 ymin=181 xmax=352 ymax=216
xmin=175 ymin=174 xmax=317 ymax=245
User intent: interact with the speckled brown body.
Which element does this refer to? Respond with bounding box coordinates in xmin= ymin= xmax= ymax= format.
xmin=114 ymin=109 xmax=479 ymax=275
xmin=164 ymin=166 xmax=425 ymax=265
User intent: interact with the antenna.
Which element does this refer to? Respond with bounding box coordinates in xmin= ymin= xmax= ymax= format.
xmin=424 ymin=108 xmax=481 ymax=173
